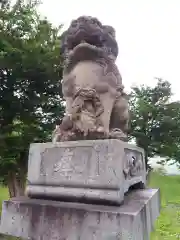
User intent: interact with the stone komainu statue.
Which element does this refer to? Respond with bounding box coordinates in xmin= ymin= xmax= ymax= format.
xmin=53 ymin=16 xmax=129 ymax=142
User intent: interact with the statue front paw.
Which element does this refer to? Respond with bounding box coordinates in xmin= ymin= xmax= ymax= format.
xmin=109 ymin=128 xmax=128 ymax=141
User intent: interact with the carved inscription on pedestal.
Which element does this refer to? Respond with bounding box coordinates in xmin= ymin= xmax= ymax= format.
xmin=40 ymin=147 xmax=92 ymax=180
xmin=39 ymin=144 xmax=119 ymax=185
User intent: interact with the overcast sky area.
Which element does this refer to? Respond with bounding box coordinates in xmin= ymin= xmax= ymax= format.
xmin=37 ymin=0 xmax=180 ymax=100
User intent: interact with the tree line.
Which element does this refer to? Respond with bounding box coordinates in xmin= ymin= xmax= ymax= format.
xmin=1 ymin=0 xmax=180 ymax=197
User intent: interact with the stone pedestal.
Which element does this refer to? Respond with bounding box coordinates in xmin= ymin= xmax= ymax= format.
xmin=0 ymin=139 xmax=160 ymax=239
xmin=0 ymin=189 xmax=160 ymax=240
xmin=26 ymin=139 xmax=146 ymax=205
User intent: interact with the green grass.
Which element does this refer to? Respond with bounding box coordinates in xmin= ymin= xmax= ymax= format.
xmin=0 ymin=172 xmax=180 ymax=239
xmin=149 ymin=171 xmax=180 ymax=239
xmin=0 ymin=186 xmax=8 ymax=214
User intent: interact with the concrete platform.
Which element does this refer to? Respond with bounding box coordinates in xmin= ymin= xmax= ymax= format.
xmin=0 ymin=188 xmax=160 ymax=240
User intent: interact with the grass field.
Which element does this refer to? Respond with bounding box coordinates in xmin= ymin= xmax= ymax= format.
xmin=150 ymin=171 xmax=180 ymax=239
xmin=0 ymin=172 xmax=180 ymax=239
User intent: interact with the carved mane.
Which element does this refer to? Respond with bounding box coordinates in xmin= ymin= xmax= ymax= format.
xmin=61 ymin=16 xmax=119 ymax=61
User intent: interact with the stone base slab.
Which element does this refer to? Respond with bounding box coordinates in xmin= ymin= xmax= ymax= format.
xmin=0 ymin=188 xmax=160 ymax=240
xmin=26 ymin=140 xmax=146 ymax=205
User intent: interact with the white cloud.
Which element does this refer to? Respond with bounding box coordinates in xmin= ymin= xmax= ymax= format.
xmin=38 ymin=0 xmax=180 ymax=99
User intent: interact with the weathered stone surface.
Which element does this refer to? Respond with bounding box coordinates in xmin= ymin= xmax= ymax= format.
xmin=52 ymin=16 xmax=129 ymax=142
xmin=26 ymin=139 xmax=146 ymax=204
xmin=0 ymin=189 xmax=160 ymax=240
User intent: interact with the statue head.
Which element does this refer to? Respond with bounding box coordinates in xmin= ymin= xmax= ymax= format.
xmin=61 ymin=16 xmax=119 ymax=61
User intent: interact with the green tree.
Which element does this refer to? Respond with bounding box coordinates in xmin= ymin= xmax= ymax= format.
xmin=0 ymin=0 xmax=64 ymax=197
xmin=129 ymin=78 xmax=180 ymax=169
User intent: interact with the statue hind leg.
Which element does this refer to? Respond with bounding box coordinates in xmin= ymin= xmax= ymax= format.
xmin=98 ymin=92 xmax=116 ymax=136
xmin=109 ymin=93 xmax=129 ymax=141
